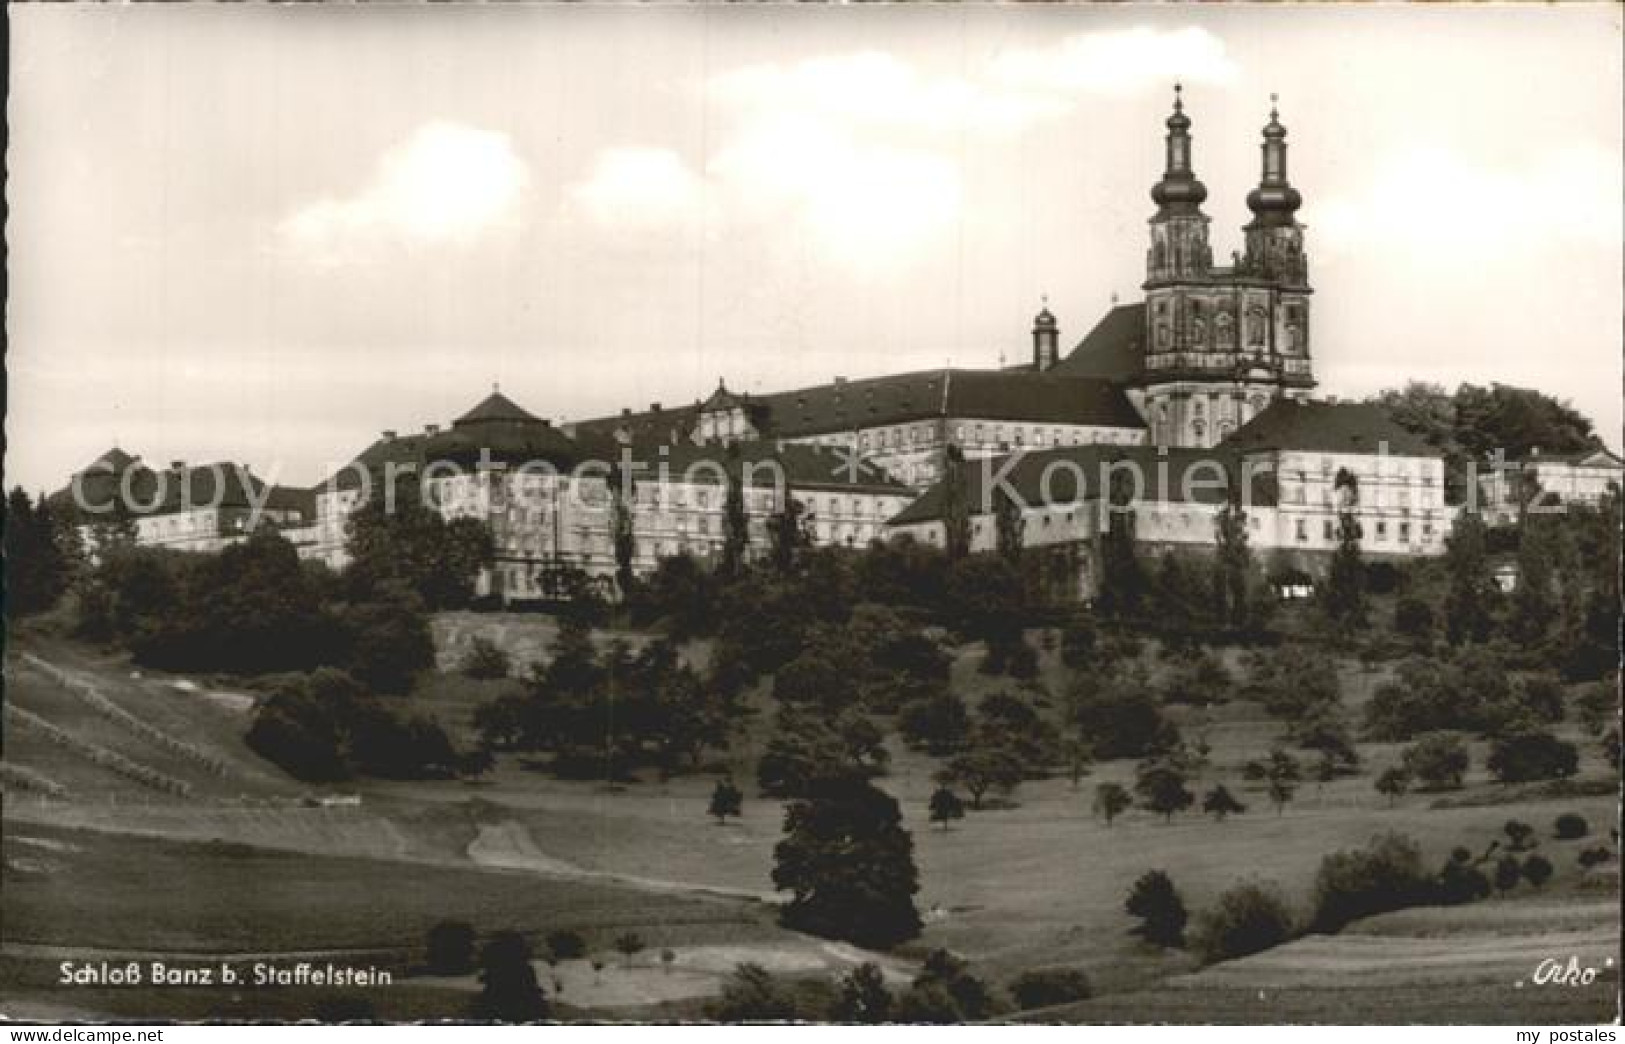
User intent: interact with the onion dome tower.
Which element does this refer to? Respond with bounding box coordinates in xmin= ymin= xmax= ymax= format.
xmin=1243 ymin=96 xmax=1308 ymax=286
xmin=1145 ymin=84 xmax=1213 ymax=285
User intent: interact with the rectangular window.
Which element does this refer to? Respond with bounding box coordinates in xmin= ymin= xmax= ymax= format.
xmin=1376 ymin=521 xmax=1388 ymax=540
xmin=1399 ymin=522 xmax=1411 ymax=541
xmin=1295 ymin=520 xmax=1308 ymax=542
xmin=1322 ymin=519 xmax=1334 ymax=540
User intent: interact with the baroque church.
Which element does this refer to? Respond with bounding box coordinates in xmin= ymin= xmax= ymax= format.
xmin=570 ymin=88 xmax=1320 ymax=479
xmin=61 ymin=90 xmax=1477 ymax=602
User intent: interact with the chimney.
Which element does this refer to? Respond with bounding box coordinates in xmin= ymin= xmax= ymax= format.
xmin=426 ymin=423 xmax=441 ymax=435
xmin=382 ymin=430 xmax=397 ymax=441
xmin=833 ymin=376 xmax=847 ymax=386
xmin=540 ymin=418 xmax=552 ymax=428
xmin=169 ymin=460 xmax=185 ymax=471
xmin=1530 ymin=446 xmax=1541 ymax=458
xmin=621 ymin=407 xmax=632 ymax=417
xmin=650 ymin=402 xmax=662 ymax=413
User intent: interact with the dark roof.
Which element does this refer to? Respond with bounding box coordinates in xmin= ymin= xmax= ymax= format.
xmin=571 ymin=367 xmax=1144 ymax=442
xmin=54 ymin=460 xmax=277 ymax=519
xmin=265 ymin=485 xmax=316 ymax=519
xmin=889 ymin=444 xmax=1274 ymax=527
xmin=455 ymin=390 xmax=540 ymax=425
xmin=576 ymin=439 xmax=913 ymax=496
xmin=315 ymin=433 xmax=430 ymax=494
xmin=1222 ymin=400 xmax=1438 ymax=457
xmin=699 ymin=380 xmax=748 ymax=412
xmin=1048 ymin=303 xmax=1146 ymax=381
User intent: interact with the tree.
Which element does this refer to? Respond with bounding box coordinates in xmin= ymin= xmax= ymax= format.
xmin=1134 ymin=762 xmax=1194 ymax=823
xmin=4 ymin=489 xmax=70 ymax=616
xmin=344 ymin=473 xmax=494 ymax=610
xmin=1097 ymin=463 xmax=1145 ymax=618
xmin=1393 ymin=596 xmax=1437 ymax=651
xmin=833 ymin=963 xmax=894 ymax=1024
xmin=1070 ymin=675 xmax=1178 ymax=760
xmin=767 ymin=497 xmax=813 ymax=576
xmin=1444 ymin=509 xmax=1496 ymax=645
xmin=1323 ymin=468 xmax=1367 ymax=627
xmin=941 ymin=444 xmax=972 ymax=562
xmin=772 ymin=776 xmax=922 ymax=949
xmin=1212 ymin=486 xmax=1257 ymax=631
xmin=1094 ymin=782 xmax=1131 ymax=827
xmin=1124 ymin=870 xmax=1188 ymax=947
xmin=1487 ymin=730 xmax=1579 ymax=783
xmin=613 ymin=932 xmax=646 ymax=967
xmin=469 ymin=931 xmax=548 ymax=1022
xmin=709 ymin=778 xmax=744 ymax=824
xmin=1264 ymin=748 xmax=1301 ymax=815
xmin=1400 ymin=733 xmax=1470 ymax=790
xmin=425 ymin=920 xmax=477 ymax=975
xmin=898 ymin=691 xmax=970 ymax=756
xmin=1375 ymin=767 xmax=1412 ymax=807
xmin=1202 ymin=784 xmax=1246 ymax=821
xmin=1554 ymin=813 xmax=1589 ymax=840
xmin=719 ymin=449 xmax=750 ymax=581
xmin=1522 ymin=853 xmax=1553 ymax=889
xmin=1493 ymin=854 xmax=1523 ymax=895
xmin=1503 ymin=819 xmax=1537 ymax=852
xmin=994 ymin=481 xmax=1025 ymax=566
xmin=928 ymin=786 xmax=965 ymax=831
xmin=545 ymin=930 xmax=585 ymax=961
xmin=942 ymin=745 xmax=1024 ymax=810
xmin=1508 ymin=511 xmax=1561 ymax=647
xmin=607 ymin=460 xmax=638 ymax=602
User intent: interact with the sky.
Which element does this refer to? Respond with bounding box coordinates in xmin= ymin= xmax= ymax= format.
xmin=7 ymin=3 xmax=1622 ymax=494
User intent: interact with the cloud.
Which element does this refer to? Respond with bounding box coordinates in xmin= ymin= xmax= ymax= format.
xmin=567 ymin=28 xmax=1236 ymax=273
xmin=280 ymin=121 xmax=529 ymax=258
xmin=1314 ymin=143 xmax=1622 ymax=258
xmin=988 ymin=26 xmax=1239 ymax=95
xmin=568 ymin=146 xmax=704 ymax=230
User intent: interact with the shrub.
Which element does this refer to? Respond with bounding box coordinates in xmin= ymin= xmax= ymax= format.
xmin=1578 ymin=847 xmax=1614 ymax=869
xmin=1493 ymin=854 xmax=1523 ymax=894
xmin=1488 ymin=731 xmax=1579 ymax=783
xmin=544 ymin=930 xmax=586 ymax=961
xmin=1554 ymin=813 xmax=1590 ymax=840
xmin=1400 ymin=733 xmax=1470 ymax=791
xmin=1522 ymin=854 xmax=1554 ymax=889
xmin=462 ymin=637 xmax=512 ymax=680
xmin=1435 ymin=851 xmax=1492 ymax=905
xmin=1008 ymin=968 xmax=1092 ymax=1009
xmin=1310 ymin=832 xmax=1431 ymax=932
xmin=710 ymin=963 xmax=802 ymax=1021
xmin=1192 ymin=881 xmax=1295 ymax=963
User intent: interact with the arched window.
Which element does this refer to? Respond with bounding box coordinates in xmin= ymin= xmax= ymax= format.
xmin=1215 ymin=312 xmax=1234 ymax=349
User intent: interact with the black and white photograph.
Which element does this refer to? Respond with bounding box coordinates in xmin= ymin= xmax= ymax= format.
xmin=2 ymin=2 xmax=1621 ymax=1031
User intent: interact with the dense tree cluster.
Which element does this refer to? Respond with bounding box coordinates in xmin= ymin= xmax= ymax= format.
xmin=475 ymin=621 xmax=732 ymax=780
xmin=246 ymin=668 xmax=471 ymax=782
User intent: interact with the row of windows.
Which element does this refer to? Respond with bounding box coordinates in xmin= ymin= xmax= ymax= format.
xmin=1293 ymin=518 xmax=1435 ymax=543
